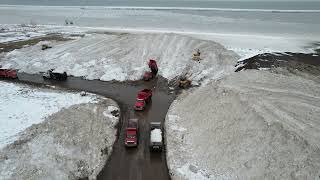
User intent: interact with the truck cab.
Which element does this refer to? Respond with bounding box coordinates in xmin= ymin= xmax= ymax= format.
xmin=125 ymin=119 xmax=139 ymax=147
xmin=149 ymin=122 xmax=163 ymax=152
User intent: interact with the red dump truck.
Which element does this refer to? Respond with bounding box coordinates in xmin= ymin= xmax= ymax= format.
xmin=125 ymin=118 xmax=139 ymax=147
xmin=134 ymin=89 xmax=152 ymax=111
xmin=143 ymin=59 xmax=158 ymax=81
xmin=0 ymin=69 xmax=18 ymax=79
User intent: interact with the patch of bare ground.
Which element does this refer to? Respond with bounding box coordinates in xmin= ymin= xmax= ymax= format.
xmin=0 ymin=34 xmax=72 ymax=53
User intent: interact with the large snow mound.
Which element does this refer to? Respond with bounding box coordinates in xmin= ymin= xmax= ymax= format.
xmin=0 ymin=81 xmax=98 ymax=148
xmin=0 ymin=33 xmax=238 ymax=83
xmin=166 ymin=70 xmax=320 ymax=179
xmin=0 ymin=100 xmax=119 ymax=180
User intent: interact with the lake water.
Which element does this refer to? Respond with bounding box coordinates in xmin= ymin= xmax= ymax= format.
xmin=0 ymin=0 xmax=319 ymax=10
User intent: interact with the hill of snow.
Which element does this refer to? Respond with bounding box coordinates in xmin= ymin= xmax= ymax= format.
xmin=0 ymin=33 xmax=238 ymax=84
xmin=166 ymin=70 xmax=320 ymax=179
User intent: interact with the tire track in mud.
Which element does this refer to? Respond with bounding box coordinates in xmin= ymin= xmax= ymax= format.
xmin=10 ymin=73 xmax=175 ymax=180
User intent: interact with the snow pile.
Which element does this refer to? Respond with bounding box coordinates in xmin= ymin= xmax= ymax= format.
xmin=0 ymin=81 xmax=98 ymax=148
xmin=0 ymin=33 xmax=238 ymax=83
xmin=0 ymin=82 xmax=119 ymax=179
xmin=166 ymin=70 xmax=320 ymax=179
xmin=151 ymin=129 xmax=162 ymax=143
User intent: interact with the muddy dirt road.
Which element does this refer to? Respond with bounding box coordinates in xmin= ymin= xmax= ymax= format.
xmin=14 ymin=73 xmax=175 ymax=180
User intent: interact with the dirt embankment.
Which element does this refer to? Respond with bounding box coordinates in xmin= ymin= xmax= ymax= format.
xmin=0 ymin=34 xmax=72 ymax=53
xmin=235 ymin=52 xmax=320 ymax=76
xmin=0 ymin=98 xmax=119 ymax=180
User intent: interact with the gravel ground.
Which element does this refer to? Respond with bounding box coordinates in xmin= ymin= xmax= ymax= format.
xmin=0 ymin=98 xmax=119 ymax=180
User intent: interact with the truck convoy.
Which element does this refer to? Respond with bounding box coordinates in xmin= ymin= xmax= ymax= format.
xmin=125 ymin=119 xmax=139 ymax=147
xmin=0 ymin=69 xmax=17 ymax=79
xmin=149 ymin=122 xmax=164 ymax=152
xmin=134 ymin=89 xmax=152 ymax=111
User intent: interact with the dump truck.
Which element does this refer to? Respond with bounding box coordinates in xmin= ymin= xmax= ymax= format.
xmin=42 ymin=69 xmax=67 ymax=81
xmin=0 ymin=69 xmax=17 ymax=79
xmin=149 ymin=122 xmax=163 ymax=152
xmin=125 ymin=119 xmax=139 ymax=147
xmin=134 ymin=89 xmax=152 ymax=111
xmin=143 ymin=59 xmax=158 ymax=81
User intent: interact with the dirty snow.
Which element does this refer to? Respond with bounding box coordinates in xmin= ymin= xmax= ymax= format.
xmin=0 ymin=33 xmax=238 ymax=84
xmin=151 ymin=129 xmax=162 ymax=143
xmin=0 ymin=81 xmax=98 ymax=148
xmin=0 ymin=82 xmax=119 ymax=180
xmin=166 ymin=70 xmax=320 ymax=179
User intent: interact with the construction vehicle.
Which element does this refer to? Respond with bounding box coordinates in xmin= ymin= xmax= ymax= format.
xmin=143 ymin=59 xmax=158 ymax=81
xmin=125 ymin=119 xmax=139 ymax=147
xmin=149 ymin=122 xmax=163 ymax=152
xmin=41 ymin=44 xmax=52 ymax=50
xmin=192 ymin=49 xmax=201 ymax=61
xmin=42 ymin=69 xmax=67 ymax=81
xmin=134 ymin=89 xmax=152 ymax=111
xmin=0 ymin=69 xmax=17 ymax=79
xmin=178 ymin=76 xmax=191 ymax=88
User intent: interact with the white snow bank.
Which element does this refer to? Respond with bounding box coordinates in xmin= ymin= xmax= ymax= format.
xmin=151 ymin=129 xmax=162 ymax=143
xmin=1 ymin=33 xmax=238 ymax=83
xmin=166 ymin=70 xmax=320 ymax=179
xmin=0 ymin=81 xmax=98 ymax=148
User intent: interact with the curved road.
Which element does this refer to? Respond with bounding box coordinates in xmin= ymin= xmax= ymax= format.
xmin=14 ymin=73 xmax=175 ymax=180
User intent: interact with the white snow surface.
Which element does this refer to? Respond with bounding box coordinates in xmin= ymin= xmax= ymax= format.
xmin=151 ymin=129 xmax=162 ymax=143
xmin=0 ymin=81 xmax=98 ymax=148
xmin=166 ymin=70 xmax=320 ymax=179
xmin=0 ymin=33 xmax=238 ymax=83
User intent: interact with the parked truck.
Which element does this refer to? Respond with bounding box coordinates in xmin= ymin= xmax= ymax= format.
xmin=149 ymin=122 xmax=163 ymax=152
xmin=134 ymin=89 xmax=152 ymax=111
xmin=0 ymin=69 xmax=17 ymax=79
xmin=125 ymin=119 xmax=139 ymax=147
xmin=42 ymin=69 xmax=67 ymax=81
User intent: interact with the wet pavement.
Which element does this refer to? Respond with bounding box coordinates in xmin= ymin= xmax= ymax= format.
xmin=12 ymin=73 xmax=175 ymax=180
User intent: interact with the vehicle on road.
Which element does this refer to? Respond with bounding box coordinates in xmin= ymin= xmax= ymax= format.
xmin=125 ymin=119 xmax=139 ymax=147
xmin=0 ymin=69 xmax=18 ymax=79
xmin=134 ymin=89 xmax=152 ymax=111
xmin=149 ymin=122 xmax=163 ymax=152
xmin=42 ymin=69 xmax=67 ymax=81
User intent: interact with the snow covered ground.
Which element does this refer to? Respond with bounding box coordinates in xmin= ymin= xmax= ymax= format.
xmin=0 ymin=81 xmax=98 ymax=148
xmin=0 ymin=32 xmax=238 ymax=84
xmin=0 ymin=81 xmax=120 ymax=179
xmin=165 ymin=69 xmax=320 ymax=179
